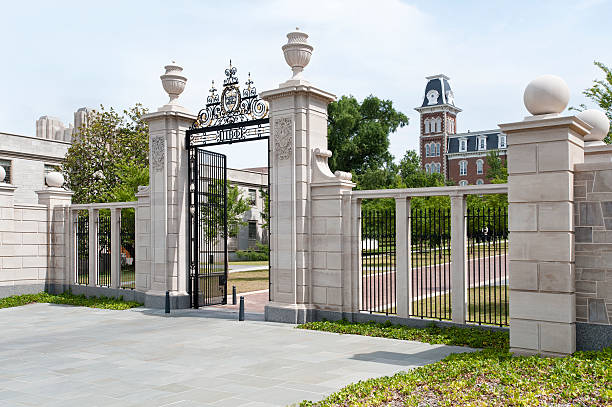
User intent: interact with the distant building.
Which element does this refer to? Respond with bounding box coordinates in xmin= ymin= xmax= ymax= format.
xmin=415 ymin=74 xmax=507 ymax=185
xmin=227 ymin=167 xmax=268 ymax=260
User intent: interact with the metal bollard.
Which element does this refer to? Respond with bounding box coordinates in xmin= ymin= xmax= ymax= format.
xmin=165 ymin=291 xmax=170 ymax=314
xmin=232 ymin=286 xmax=237 ymax=305
xmin=239 ymin=296 xmax=245 ymax=321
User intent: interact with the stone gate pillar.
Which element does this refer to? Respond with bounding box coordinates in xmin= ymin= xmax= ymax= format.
xmin=140 ymin=63 xmax=194 ymax=308
xmin=261 ymin=29 xmax=346 ymax=322
xmin=500 ymin=75 xmax=591 ymax=356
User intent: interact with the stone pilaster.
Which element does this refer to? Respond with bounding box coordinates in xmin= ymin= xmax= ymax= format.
xmin=500 ymin=115 xmax=590 ymax=355
xmin=141 ymin=110 xmax=194 ymax=308
xmin=260 ymin=83 xmax=336 ymax=323
xmin=36 ymin=187 xmax=73 ymax=292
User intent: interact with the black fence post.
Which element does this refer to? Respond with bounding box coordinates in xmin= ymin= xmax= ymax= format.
xmin=232 ymin=286 xmax=237 ymax=305
xmin=239 ymin=296 xmax=245 ymax=321
xmin=165 ymin=291 xmax=170 ymax=314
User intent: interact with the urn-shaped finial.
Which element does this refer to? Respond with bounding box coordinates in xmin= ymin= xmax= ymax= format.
xmin=282 ymin=28 xmax=313 ymax=81
xmin=160 ymin=61 xmax=187 ymax=105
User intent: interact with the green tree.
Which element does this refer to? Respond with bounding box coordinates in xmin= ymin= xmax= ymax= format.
xmin=63 ymin=105 xmax=149 ymax=204
xmin=485 ymin=150 xmax=507 ymax=183
xmin=227 ymin=184 xmax=251 ymax=238
xmin=398 ymin=150 xmax=447 ymax=188
xmin=259 ymin=187 xmax=269 ymax=230
xmin=327 ymin=95 xmax=408 ymax=175
xmin=573 ymin=61 xmax=612 ymax=144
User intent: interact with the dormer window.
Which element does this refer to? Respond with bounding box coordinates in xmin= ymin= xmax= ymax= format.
xmin=426 ymin=90 xmax=439 ymax=105
xmin=459 ymin=138 xmax=467 ymax=152
xmin=477 ymin=136 xmax=487 ymax=151
xmin=498 ymin=135 xmax=507 ymax=149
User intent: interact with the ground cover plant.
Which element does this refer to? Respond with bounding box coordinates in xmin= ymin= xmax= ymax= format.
xmin=298 ymin=348 xmax=611 ymax=406
xmin=0 ymin=291 xmax=142 ymax=310
xmin=297 ymin=320 xmax=611 ymax=406
xmin=297 ymin=320 xmax=508 ymax=349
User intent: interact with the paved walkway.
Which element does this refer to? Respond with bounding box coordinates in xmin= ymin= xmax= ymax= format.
xmin=214 ymin=290 xmax=269 ymax=314
xmin=0 ymin=304 xmax=473 ymax=407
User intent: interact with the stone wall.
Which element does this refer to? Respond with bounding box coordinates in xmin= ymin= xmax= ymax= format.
xmin=0 ymin=187 xmax=52 ymax=296
xmin=573 ymin=162 xmax=612 ymax=349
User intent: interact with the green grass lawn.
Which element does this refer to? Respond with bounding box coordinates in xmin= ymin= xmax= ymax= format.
xmin=228 ymin=269 xmax=269 ymax=293
xmin=229 ymin=260 xmax=269 ymax=266
xmin=411 ymin=285 xmax=508 ymax=326
xmin=364 ymin=286 xmax=509 ymax=327
xmin=297 ymin=320 xmax=611 ymax=406
xmin=0 ymin=291 xmax=142 ymax=310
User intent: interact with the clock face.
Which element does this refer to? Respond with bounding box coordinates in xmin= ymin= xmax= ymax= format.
xmin=426 ymin=90 xmax=440 ymax=105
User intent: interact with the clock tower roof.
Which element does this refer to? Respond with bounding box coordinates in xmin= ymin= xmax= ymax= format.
xmin=418 ymin=74 xmax=458 ymax=109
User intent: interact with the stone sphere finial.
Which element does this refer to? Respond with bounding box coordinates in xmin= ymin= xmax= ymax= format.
xmin=577 ymin=109 xmax=610 ymax=143
xmin=160 ymin=62 xmax=187 ymax=105
xmin=282 ymin=28 xmax=313 ymax=80
xmin=523 ymin=74 xmax=570 ymax=115
xmin=0 ymin=166 xmax=5 ymax=183
xmin=45 ymin=171 xmax=64 ymax=188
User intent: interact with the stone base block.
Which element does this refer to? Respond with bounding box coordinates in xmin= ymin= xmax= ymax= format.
xmin=576 ymin=322 xmax=612 ymax=351
xmin=264 ymin=302 xmax=316 ymax=324
xmin=144 ymin=290 xmax=190 ymax=309
xmin=0 ymin=283 xmax=46 ymax=298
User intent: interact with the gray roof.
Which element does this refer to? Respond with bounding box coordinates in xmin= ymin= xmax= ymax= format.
xmin=447 ymin=131 xmax=504 ymax=154
xmin=420 ymin=75 xmax=455 ymax=108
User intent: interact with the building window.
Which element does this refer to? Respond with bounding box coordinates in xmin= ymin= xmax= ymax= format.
xmin=476 ymin=179 xmax=484 ymax=185
xmin=435 ymin=118 xmax=442 ymax=133
xmin=477 ymin=136 xmax=487 ymax=151
xmin=248 ymin=221 xmax=257 ymax=240
xmin=459 ymin=160 xmax=467 ymax=176
xmin=248 ymin=189 xmax=257 ymax=206
xmin=448 ymin=118 xmax=455 ymax=134
xmin=435 ymin=143 xmax=440 ymax=156
xmin=425 ymin=163 xmax=431 ymax=173
xmin=424 ymin=119 xmax=430 ymax=134
xmin=459 ymin=180 xmax=468 ymax=186
xmin=425 ymin=144 xmax=430 ymax=157
xmin=0 ymin=159 xmax=11 ymax=183
xmin=498 ymin=135 xmax=507 ymax=149
xmin=431 ymin=163 xmax=440 ymax=173
xmin=476 ymin=159 xmax=484 ymax=174
xmin=459 ymin=138 xmax=467 ymax=152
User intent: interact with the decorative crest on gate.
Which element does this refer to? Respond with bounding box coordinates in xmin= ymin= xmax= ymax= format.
xmin=187 ymin=61 xmax=270 ymax=148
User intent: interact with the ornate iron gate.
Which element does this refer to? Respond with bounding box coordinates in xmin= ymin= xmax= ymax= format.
xmin=186 ymin=61 xmax=270 ymax=308
xmin=189 ymin=149 xmax=228 ymax=307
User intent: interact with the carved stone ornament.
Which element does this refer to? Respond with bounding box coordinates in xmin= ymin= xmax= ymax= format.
xmin=274 ymin=117 xmax=293 ymax=160
xmin=151 ymin=136 xmax=165 ymax=172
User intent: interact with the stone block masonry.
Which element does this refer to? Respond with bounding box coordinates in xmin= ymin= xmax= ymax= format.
xmin=573 ymin=161 xmax=612 ymax=350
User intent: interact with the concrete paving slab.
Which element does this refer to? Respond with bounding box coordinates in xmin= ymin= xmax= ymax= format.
xmin=0 ymin=303 xmax=474 ymax=406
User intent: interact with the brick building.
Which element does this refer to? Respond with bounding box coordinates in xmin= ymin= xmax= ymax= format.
xmin=415 ymin=74 xmax=507 ymax=185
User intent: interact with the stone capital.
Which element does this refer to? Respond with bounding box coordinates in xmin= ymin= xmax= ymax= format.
xmin=36 ymin=188 xmax=74 ymax=205
xmin=499 ymin=115 xmax=592 ymax=144
xmin=141 ymin=110 xmax=196 ymax=126
xmin=260 ymin=84 xmax=336 ymax=105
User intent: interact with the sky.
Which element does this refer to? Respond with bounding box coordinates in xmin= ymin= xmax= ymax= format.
xmin=1 ymin=0 xmax=611 ymax=169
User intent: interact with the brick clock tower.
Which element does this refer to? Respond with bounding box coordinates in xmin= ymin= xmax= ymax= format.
xmin=414 ymin=74 xmax=461 ymax=179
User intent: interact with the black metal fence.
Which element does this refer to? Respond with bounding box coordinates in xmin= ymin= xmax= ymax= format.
xmin=120 ymin=208 xmax=136 ymax=289
xmin=466 ymin=207 xmax=509 ymax=326
xmin=98 ymin=211 xmax=111 ymax=287
xmin=75 ymin=210 xmax=89 ymax=285
xmin=360 ymin=208 xmax=396 ymax=315
xmin=410 ymin=208 xmax=451 ymax=321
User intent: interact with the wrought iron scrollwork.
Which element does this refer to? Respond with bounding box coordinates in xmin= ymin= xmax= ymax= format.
xmin=190 ymin=61 xmax=269 ymax=131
